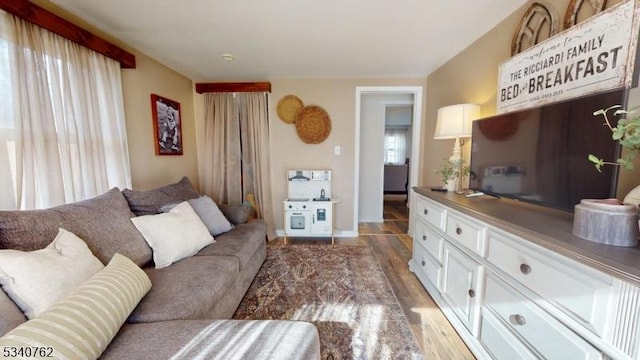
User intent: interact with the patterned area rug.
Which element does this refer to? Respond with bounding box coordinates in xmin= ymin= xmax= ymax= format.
xmin=233 ymin=245 xmax=424 ymax=360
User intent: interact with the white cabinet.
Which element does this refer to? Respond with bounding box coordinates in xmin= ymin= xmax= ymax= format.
xmin=441 ymin=243 xmax=482 ymax=334
xmin=410 ymin=190 xmax=640 ymax=360
xmin=310 ymin=202 xmax=333 ymax=235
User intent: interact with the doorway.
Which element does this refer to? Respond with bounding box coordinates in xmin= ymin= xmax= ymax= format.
xmin=353 ymin=86 xmax=423 ymax=234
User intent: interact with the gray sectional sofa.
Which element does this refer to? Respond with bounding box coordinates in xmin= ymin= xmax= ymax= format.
xmin=0 ymin=177 xmax=320 ymax=359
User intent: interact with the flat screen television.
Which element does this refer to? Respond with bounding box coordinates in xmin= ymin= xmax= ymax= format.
xmin=469 ymin=88 xmax=628 ymax=212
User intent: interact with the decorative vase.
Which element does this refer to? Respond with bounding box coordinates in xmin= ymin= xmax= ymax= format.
xmin=445 ymin=179 xmax=456 ymax=192
xmin=623 ymin=184 xmax=640 ymax=208
xmin=572 ymin=199 xmax=639 ymax=247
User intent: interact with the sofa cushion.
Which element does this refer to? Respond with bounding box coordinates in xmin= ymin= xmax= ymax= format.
xmin=0 ymin=228 xmax=104 ymax=318
xmin=102 ymin=320 xmax=321 ymax=360
xmin=129 ymin=255 xmax=240 ymax=323
xmin=122 ymin=176 xmax=200 ymax=216
xmin=0 ymin=253 xmax=151 ymax=360
xmin=132 ymin=202 xmax=214 ymax=269
xmin=0 ymin=289 xmax=25 ymax=337
xmin=0 ymin=188 xmax=152 ymax=266
xmin=196 ymin=221 xmax=266 ymax=270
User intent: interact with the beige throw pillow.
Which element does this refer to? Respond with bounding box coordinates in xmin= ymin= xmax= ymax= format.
xmin=131 ymin=201 xmax=214 ymax=268
xmin=0 ymin=228 xmax=104 ymax=318
xmin=0 ymin=253 xmax=151 ymax=360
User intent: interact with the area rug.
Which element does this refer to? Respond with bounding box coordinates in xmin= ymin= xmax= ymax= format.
xmin=233 ymin=245 xmax=424 ymax=360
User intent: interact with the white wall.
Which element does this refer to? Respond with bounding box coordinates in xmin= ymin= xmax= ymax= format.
xmin=359 ymin=93 xmax=414 ymax=222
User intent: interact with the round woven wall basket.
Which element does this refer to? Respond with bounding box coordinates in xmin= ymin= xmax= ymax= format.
xmin=295 ymin=105 xmax=332 ymax=144
xmin=276 ymin=95 xmax=304 ymax=124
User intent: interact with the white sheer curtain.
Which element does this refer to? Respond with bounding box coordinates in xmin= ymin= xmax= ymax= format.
xmin=237 ymin=92 xmax=276 ymax=240
xmin=199 ymin=93 xmax=242 ymax=204
xmin=199 ymin=92 xmax=276 ymax=240
xmin=0 ymin=10 xmax=131 ymax=210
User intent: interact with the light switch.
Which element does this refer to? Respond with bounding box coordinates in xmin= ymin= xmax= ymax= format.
xmin=334 ymin=146 xmax=341 ymax=155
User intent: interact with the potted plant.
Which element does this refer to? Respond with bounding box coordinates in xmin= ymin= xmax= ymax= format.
xmin=436 ymin=158 xmax=470 ymax=192
xmin=572 ymin=105 xmax=640 ymax=247
xmin=589 ymin=105 xmax=640 ymax=172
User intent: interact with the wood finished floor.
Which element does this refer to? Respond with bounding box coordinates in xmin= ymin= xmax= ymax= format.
xmin=273 ymin=198 xmax=475 ymax=359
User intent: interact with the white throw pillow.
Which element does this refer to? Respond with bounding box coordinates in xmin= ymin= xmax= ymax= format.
xmin=0 ymin=253 xmax=151 ymax=360
xmin=131 ymin=201 xmax=214 ymax=268
xmin=0 ymin=228 xmax=105 ymax=319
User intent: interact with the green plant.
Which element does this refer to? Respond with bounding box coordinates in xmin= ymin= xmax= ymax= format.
xmin=590 ymin=105 xmax=640 ymax=172
xmin=436 ymin=158 xmax=470 ymax=184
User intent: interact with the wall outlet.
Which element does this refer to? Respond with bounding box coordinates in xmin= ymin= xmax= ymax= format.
xmin=334 ymin=145 xmax=341 ymax=155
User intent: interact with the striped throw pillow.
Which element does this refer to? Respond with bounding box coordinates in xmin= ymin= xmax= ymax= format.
xmin=0 ymin=253 xmax=151 ymax=359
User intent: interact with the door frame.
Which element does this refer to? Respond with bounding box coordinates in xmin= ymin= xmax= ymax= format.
xmin=354 ymin=86 xmax=423 ymax=234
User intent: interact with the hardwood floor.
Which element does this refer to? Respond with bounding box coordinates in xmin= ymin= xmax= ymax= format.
xmin=273 ymin=198 xmax=475 ymax=359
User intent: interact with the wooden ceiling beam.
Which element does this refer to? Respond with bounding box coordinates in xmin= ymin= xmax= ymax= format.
xmin=195 ymin=82 xmax=271 ymax=94
xmin=0 ymin=0 xmax=136 ymax=69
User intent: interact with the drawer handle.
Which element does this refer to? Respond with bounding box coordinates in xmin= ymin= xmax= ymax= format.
xmin=509 ymin=314 xmax=526 ymax=326
xmin=422 ymin=235 xmax=427 ymax=241
xmin=456 ymin=227 xmax=463 ymax=235
xmin=421 ymin=260 xmax=426 ymax=266
xmin=468 ymin=289 xmax=475 ymax=298
xmin=424 ymin=209 xmax=429 ymax=215
xmin=520 ymin=263 xmax=532 ymax=275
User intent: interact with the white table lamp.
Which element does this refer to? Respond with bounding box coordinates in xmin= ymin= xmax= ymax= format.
xmin=434 ymin=103 xmax=481 ymax=193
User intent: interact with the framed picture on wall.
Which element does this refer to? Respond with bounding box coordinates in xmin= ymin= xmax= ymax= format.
xmin=151 ymin=94 xmax=183 ymax=155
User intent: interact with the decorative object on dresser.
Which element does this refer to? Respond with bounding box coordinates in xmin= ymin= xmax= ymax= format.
xmin=410 ymin=188 xmax=640 ymax=359
xmin=433 ymin=103 xmax=480 ymax=194
xmin=573 ymin=199 xmax=638 ymax=247
xmin=570 ymin=104 xmax=640 ymax=247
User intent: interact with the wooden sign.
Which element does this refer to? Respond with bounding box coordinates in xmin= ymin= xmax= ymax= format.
xmin=497 ymin=0 xmax=640 ymax=114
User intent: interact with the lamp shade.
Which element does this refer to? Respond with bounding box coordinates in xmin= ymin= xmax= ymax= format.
xmin=433 ymin=103 xmax=481 ymax=139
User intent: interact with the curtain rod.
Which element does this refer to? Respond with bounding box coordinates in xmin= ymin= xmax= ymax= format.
xmin=0 ymin=0 xmax=136 ymax=69
xmin=195 ymin=82 xmax=271 ymax=94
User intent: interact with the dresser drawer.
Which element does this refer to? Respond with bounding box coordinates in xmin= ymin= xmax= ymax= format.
xmin=484 ymin=274 xmax=603 ymax=360
xmin=414 ymin=218 xmax=444 ymax=263
xmin=412 ymin=244 xmax=442 ymax=289
xmin=486 ymin=229 xmax=613 ymax=336
xmin=480 ymin=309 xmax=537 ymax=360
xmin=415 ymin=195 xmax=445 ymax=230
xmin=445 ymin=211 xmax=486 ymax=256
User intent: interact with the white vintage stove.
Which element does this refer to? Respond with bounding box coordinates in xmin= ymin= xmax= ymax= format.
xmin=283 ymin=170 xmax=336 ymax=243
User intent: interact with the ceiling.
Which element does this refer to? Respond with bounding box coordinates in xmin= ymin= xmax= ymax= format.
xmin=49 ymin=0 xmax=527 ymax=81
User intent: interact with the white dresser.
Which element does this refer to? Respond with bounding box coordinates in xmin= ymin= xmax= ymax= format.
xmin=410 ymin=188 xmax=640 ymax=360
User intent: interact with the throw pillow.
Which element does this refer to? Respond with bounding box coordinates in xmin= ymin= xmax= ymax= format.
xmin=0 ymin=228 xmax=104 ymax=319
xmin=161 ymin=196 xmax=234 ymax=236
xmin=131 ymin=201 xmax=214 ymax=268
xmin=219 ymin=203 xmax=252 ymax=225
xmin=0 ymin=253 xmax=151 ymax=360
xmin=122 ymin=176 xmax=200 ymax=216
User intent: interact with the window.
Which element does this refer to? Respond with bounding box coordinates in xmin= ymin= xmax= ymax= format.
xmin=0 ymin=11 xmax=131 ymax=210
xmin=384 ymin=128 xmax=408 ymax=165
